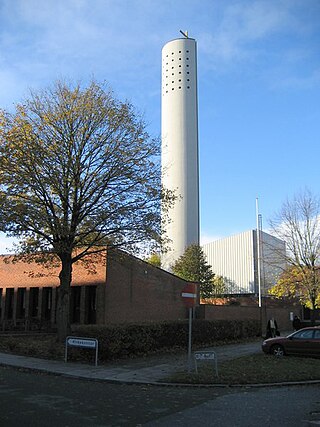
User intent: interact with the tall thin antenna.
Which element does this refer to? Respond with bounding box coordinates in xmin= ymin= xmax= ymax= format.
xmin=256 ymin=198 xmax=262 ymax=308
xmin=180 ymin=30 xmax=189 ymax=38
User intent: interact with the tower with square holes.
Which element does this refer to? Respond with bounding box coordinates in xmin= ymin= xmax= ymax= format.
xmin=161 ymin=34 xmax=199 ymax=270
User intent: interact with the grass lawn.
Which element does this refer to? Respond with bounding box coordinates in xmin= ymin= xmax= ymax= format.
xmin=166 ymin=353 xmax=320 ymax=385
xmin=1 ymin=334 xmax=320 ymax=385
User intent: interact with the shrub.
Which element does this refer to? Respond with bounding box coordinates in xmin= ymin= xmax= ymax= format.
xmin=72 ymin=319 xmax=260 ymax=361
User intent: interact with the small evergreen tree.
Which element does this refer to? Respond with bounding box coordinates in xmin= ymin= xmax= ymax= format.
xmin=146 ymin=253 xmax=161 ymax=267
xmin=172 ymin=244 xmax=215 ymax=298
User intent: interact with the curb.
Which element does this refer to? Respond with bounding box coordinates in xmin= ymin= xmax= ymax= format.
xmin=1 ymin=360 xmax=320 ymax=389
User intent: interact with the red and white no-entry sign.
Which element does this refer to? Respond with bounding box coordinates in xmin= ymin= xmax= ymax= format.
xmin=181 ymin=283 xmax=197 ymax=308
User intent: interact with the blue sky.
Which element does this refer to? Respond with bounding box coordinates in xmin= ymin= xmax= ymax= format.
xmin=0 ymin=0 xmax=319 ymax=253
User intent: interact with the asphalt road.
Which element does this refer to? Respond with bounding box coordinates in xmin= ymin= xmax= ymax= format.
xmin=0 ymin=365 xmax=319 ymax=426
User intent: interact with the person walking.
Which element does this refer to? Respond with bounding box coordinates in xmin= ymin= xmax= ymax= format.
xmin=292 ymin=315 xmax=301 ymax=331
xmin=266 ymin=318 xmax=279 ymax=338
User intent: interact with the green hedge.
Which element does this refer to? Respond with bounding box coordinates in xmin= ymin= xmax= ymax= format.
xmin=72 ymin=319 xmax=260 ymax=361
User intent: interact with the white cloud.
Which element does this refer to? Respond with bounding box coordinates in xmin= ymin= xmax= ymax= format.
xmin=198 ymin=0 xmax=300 ymax=67
xmin=271 ymin=68 xmax=320 ymax=90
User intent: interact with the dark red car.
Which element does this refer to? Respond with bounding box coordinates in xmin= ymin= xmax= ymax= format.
xmin=262 ymin=327 xmax=320 ymax=357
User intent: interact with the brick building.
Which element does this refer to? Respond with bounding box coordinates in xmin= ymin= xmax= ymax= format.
xmin=0 ymin=249 xmax=191 ymax=331
xmin=0 ymin=248 xmax=307 ymax=333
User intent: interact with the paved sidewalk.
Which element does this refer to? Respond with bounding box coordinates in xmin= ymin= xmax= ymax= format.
xmin=0 ymin=340 xmax=262 ymax=385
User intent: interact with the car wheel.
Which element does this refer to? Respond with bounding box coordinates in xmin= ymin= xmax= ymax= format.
xmin=271 ymin=344 xmax=285 ymax=357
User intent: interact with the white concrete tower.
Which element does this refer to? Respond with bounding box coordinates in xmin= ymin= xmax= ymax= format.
xmin=161 ymin=34 xmax=199 ymax=270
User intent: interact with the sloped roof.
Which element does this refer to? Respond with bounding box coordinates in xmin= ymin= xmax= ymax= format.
xmin=0 ymin=254 xmax=107 ymax=288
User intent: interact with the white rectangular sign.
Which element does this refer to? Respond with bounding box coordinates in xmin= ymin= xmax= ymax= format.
xmin=67 ymin=337 xmax=97 ymax=348
xmin=194 ymin=351 xmax=215 ymax=360
xmin=65 ymin=336 xmax=99 ymax=366
xmin=194 ymin=351 xmax=218 ymax=377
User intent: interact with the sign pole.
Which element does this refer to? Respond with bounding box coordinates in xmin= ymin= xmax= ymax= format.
xmin=188 ymin=306 xmax=192 ymax=372
xmin=181 ymin=282 xmax=197 ymax=373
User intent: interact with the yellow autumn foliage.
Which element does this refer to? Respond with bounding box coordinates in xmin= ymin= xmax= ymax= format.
xmin=269 ymin=265 xmax=320 ymax=309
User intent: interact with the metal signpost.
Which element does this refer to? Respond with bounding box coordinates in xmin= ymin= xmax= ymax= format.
xmin=181 ymin=283 xmax=197 ymax=373
xmin=65 ymin=336 xmax=99 ymax=366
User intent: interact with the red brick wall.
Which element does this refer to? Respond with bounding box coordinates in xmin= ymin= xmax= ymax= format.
xmin=198 ymin=300 xmax=302 ymax=334
xmin=103 ymin=250 xmax=189 ymax=324
xmin=198 ymin=305 xmax=259 ymax=321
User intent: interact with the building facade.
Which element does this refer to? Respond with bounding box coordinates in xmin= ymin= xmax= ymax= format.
xmin=0 ymin=248 xmax=306 ymax=333
xmin=161 ymin=35 xmax=199 ymax=270
xmin=202 ymin=230 xmax=286 ymax=295
xmin=0 ymin=250 xmax=191 ymax=331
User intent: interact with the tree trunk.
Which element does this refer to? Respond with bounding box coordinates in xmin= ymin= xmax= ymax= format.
xmin=56 ymin=253 xmax=72 ymax=342
xmin=310 ymin=299 xmax=317 ymax=326
xmin=310 ymin=284 xmax=317 ymax=326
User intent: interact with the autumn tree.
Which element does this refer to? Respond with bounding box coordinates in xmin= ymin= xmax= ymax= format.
xmin=211 ymin=275 xmax=227 ymax=296
xmin=0 ymin=81 xmax=172 ymax=340
xmin=172 ymin=244 xmax=215 ymax=298
xmin=269 ymin=265 xmax=320 ymax=312
xmin=269 ymin=189 xmax=320 ymax=322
